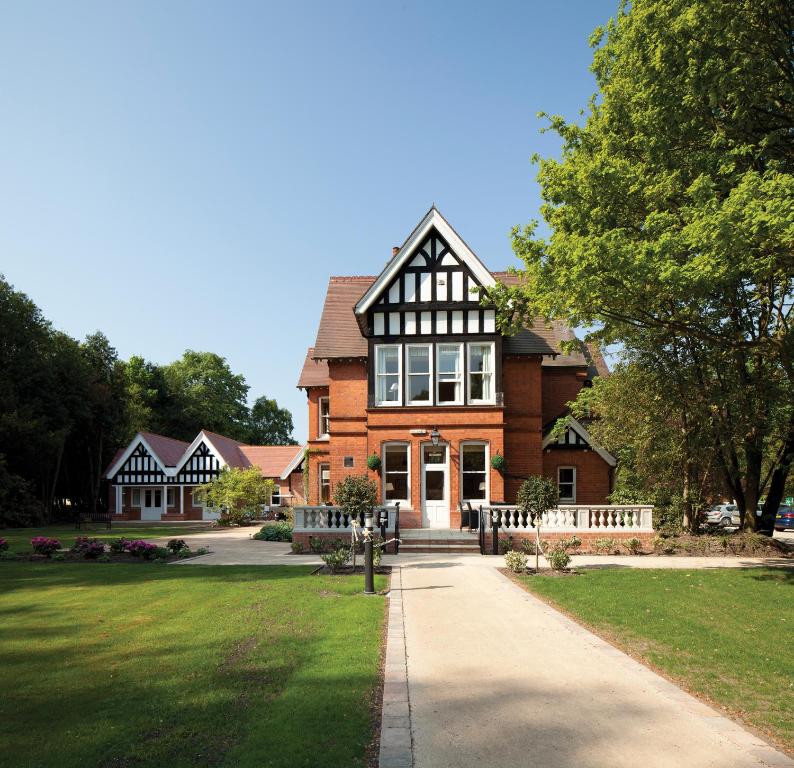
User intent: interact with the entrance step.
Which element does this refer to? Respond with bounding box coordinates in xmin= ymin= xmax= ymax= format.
xmin=398 ymin=529 xmax=480 ymax=553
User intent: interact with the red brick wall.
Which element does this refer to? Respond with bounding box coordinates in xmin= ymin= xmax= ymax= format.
xmin=542 ymin=367 xmax=588 ymax=423
xmin=542 ymin=449 xmax=613 ymax=505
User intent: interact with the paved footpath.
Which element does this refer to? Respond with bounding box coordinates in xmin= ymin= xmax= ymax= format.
xmin=397 ymin=557 xmax=793 ymax=768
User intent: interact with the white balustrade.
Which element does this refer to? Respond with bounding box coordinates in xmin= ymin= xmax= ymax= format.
xmin=481 ymin=505 xmax=653 ymax=532
xmin=293 ymin=506 xmax=399 ymax=533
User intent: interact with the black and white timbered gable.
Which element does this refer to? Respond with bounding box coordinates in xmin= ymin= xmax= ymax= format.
xmin=542 ymin=416 xmax=617 ymax=467
xmin=355 ymin=207 xmax=498 ymax=339
xmin=111 ymin=441 xmax=167 ymax=485
xmin=175 ymin=441 xmax=223 ymax=485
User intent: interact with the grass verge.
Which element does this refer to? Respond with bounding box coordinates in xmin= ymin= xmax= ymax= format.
xmin=0 ymin=562 xmax=386 ymax=768
xmin=514 ymin=567 xmax=793 ymax=753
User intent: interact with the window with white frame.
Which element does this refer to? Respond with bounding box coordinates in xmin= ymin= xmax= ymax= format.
xmin=461 ymin=443 xmax=488 ymax=501
xmin=319 ymin=463 xmax=331 ymax=503
xmin=406 ymin=344 xmax=432 ymax=404
xmin=375 ymin=345 xmax=401 ymax=405
xmin=558 ymin=467 xmax=576 ymax=502
xmin=436 ymin=344 xmax=463 ymax=404
xmin=383 ymin=443 xmax=410 ymax=504
xmin=131 ymin=488 xmax=141 ymax=507
xmin=166 ymin=488 xmax=176 ymax=507
xmin=271 ymin=486 xmax=281 ymax=506
xmin=318 ymin=397 xmax=330 ymax=437
xmin=468 ymin=342 xmax=495 ymax=403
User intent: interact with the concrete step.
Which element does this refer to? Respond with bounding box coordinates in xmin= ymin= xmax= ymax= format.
xmin=400 ymin=545 xmax=481 ymax=553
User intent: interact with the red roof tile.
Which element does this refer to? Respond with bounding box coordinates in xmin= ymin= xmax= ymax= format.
xmin=140 ymin=432 xmax=190 ymax=466
xmin=297 ymin=347 xmax=330 ymax=388
xmin=239 ymin=445 xmax=304 ymax=478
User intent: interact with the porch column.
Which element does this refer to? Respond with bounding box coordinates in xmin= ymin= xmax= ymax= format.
xmin=163 ymin=484 xmax=167 ymax=517
xmin=179 ymin=485 xmax=183 ymax=515
xmin=115 ymin=484 xmax=122 ymax=515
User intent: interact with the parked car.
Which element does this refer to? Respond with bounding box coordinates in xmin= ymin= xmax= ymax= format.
xmin=703 ymin=504 xmax=740 ymax=528
xmin=775 ymin=506 xmax=794 ymax=532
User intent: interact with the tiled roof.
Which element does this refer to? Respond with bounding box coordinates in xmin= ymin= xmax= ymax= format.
xmin=140 ymin=432 xmax=190 ymax=466
xmin=201 ymin=430 xmax=249 ymax=468
xmin=308 ymin=272 xmax=600 ymax=368
xmin=312 ymin=276 xmax=375 ymax=359
xmin=239 ymin=445 xmax=304 ymax=478
xmin=297 ymin=347 xmax=330 ymax=389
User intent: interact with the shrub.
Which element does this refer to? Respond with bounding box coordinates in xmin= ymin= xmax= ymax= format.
xmin=521 ymin=538 xmax=539 ymax=555
xmin=53 ymin=553 xmax=66 ymax=562
xmin=547 ymin=549 xmax=571 ymax=570
xmin=0 ymin=538 xmax=8 ymax=551
xmin=498 ymin=536 xmax=513 ymax=554
xmin=0 ymin=550 xmax=18 ymax=560
xmin=126 ymin=540 xmax=158 ymax=559
xmin=166 ymin=539 xmax=189 ymax=554
xmin=72 ymin=537 xmax=106 ymax=559
xmin=333 ymin=475 xmax=378 ymax=520
xmin=195 ymin=547 xmax=209 ymax=556
xmin=593 ymin=537 xmax=618 ymax=555
xmin=253 ymin=522 xmax=293 ymax=542
xmin=372 ymin=535 xmax=383 ymax=567
xmin=623 ymin=537 xmax=643 ymax=555
xmin=97 ymin=554 xmax=111 ymax=563
xmin=504 ymin=550 xmax=528 ymax=573
xmin=309 ymin=536 xmax=326 ymax=554
xmin=322 ymin=547 xmax=350 ymax=574
xmin=108 ymin=537 xmax=130 ymax=554
xmin=31 ymin=537 xmax=61 ymax=557
xmin=290 ymin=540 xmax=304 ymax=554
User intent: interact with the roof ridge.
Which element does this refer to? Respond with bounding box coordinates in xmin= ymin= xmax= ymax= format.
xmin=329 ymin=275 xmax=377 ymax=282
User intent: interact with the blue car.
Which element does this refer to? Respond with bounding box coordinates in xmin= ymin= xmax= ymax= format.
xmin=775 ymin=506 xmax=794 ymax=532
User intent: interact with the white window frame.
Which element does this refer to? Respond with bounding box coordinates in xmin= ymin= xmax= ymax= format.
xmin=406 ymin=344 xmax=433 ymax=406
xmin=558 ymin=467 xmax=576 ymax=503
xmin=131 ymin=488 xmax=141 ymax=507
xmin=436 ymin=343 xmax=463 ymax=405
xmin=271 ymin=486 xmax=281 ymax=506
xmin=467 ymin=341 xmax=496 ymax=405
xmin=166 ymin=487 xmax=176 ymax=507
xmin=319 ymin=463 xmax=331 ymax=504
xmin=460 ymin=441 xmax=489 ymax=503
xmin=318 ymin=396 xmax=330 ymax=438
xmin=382 ymin=442 xmax=411 ymax=506
xmin=375 ymin=344 xmax=402 ymax=406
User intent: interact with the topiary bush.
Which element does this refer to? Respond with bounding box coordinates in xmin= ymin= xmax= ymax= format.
xmin=333 ymin=475 xmax=378 ymax=523
xmin=504 ymin=550 xmax=528 ymax=573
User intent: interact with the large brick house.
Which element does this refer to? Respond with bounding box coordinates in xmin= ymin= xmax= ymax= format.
xmin=105 ymin=430 xmax=305 ymax=521
xmin=298 ymin=207 xmax=617 ymax=530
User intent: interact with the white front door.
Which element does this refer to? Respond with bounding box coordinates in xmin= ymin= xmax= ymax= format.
xmin=141 ymin=488 xmax=163 ymax=521
xmin=421 ymin=443 xmax=449 ymax=528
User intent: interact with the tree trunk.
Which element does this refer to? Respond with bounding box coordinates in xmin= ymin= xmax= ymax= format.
xmin=760 ymin=425 xmax=794 ymax=534
xmin=741 ymin=441 xmax=764 ymax=532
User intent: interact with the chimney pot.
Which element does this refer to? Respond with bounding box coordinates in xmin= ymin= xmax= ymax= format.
xmin=392 ymin=246 xmax=400 ymax=256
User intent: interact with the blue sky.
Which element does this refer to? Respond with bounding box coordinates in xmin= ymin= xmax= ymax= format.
xmin=0 ymin=0 xmax=617 ymax=442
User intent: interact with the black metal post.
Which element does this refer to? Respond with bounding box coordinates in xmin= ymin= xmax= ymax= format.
xmin=491 ymin=509 xmax=499 ymax=556
xmin=364 ymin=509 xmax=375 ymax=594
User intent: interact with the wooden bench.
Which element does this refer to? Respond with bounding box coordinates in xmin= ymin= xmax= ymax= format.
xmin=75 ymin=511 xmax=112 ymax=530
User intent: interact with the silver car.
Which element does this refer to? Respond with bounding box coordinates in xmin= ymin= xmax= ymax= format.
xmin=704 ymin=504 xmax=740 ymax=528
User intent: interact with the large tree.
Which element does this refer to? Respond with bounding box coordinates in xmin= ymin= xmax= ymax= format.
xmin=247 ymin=396 xmax=297 ymax=445
xmin=490 ymin=0 xmax=793 ymax=531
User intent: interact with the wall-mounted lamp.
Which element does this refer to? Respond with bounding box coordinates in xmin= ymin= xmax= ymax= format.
xmin=430 ymin=428 xmax=440 ymax=446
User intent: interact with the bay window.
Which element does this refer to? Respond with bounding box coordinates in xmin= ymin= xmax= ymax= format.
xmin=383 ymin=443 xmax=410 ymax=504
xmin=436 ymin=344 xmax=463 ymax=404
xmin=558 ymin=467 xmax=576 ymax=502
xmin=468 ymin=342 xmax=494 ymax=403
xmin=407 ymin=345 xmax=432 ymax=404
xmin=461 ymin=442 xmax=488 ymax=501
xmin=375 ymin=345 xmax=401 ymax=405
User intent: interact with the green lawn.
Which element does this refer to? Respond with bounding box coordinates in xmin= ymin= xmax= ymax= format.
xmin=0 ymin=523 xmax=214 ymax=552
xmin=0 ymin=563 xmax=387 ymax=768
xmin=515 ymin=567 xmax=793 ymax=751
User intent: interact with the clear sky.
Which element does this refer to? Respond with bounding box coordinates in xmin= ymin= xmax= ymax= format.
xmin=0 ymin=0 xmax=617 ymax=442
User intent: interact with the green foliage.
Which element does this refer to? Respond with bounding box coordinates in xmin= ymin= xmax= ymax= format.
xmin=309 ymin=536 xmax=326 ymax=554
xmin=332 ymin=475 xmax=378 ymax=519
xmin=247 ymin=396 xmax=297 ymax=446
xmin=253 ymin=522 xmax=293 ymax=542
xmin=166 ymin=539 xmax=189 ymax=554
xmin=543 ymin=535 xmax=580 ymax=570
xmin=516 ymin=476 xmax=559 ymax=522
xmin=366 ymin=454 xmax=381 ymax=471
xmin=546 ymin=549 xmax=571 ymax=571
xmin=504 ymin=550 xmax=528 ymax=573
xmin=108 ymin=537 xmax=130 ymax=554
xmin=197 ymin=467 xmax=276 ymax=527
xmin=322 ymin=547 xmax=350 ymax=574
xmin=623 ymin=537 xmax=643 ymax=555
xmin=491 ymin=0 xmax=794 ymax=529
xmin=592 ymin=537 xmax=619 ymax=555
xmin=290 ymin=540 xmax=304 ymax=554
xmin=490 ymin=453 xmax=505 ymax=472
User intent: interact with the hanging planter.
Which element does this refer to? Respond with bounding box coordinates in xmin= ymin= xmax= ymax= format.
xmin=490 ymin=453 xmax=506 ymax=472
xmin=367 ymin=454 xmax=382 ymax=472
